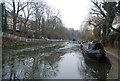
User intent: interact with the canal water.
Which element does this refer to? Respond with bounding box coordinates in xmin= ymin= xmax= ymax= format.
xmin=2 ymin=42 xmax=118 ymax=79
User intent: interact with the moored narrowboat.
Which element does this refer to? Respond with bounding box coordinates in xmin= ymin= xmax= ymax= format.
xmin=81 ymin=42 xmax=107 ymax=62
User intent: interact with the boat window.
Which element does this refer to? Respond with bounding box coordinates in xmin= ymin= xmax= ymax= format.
xmin=83 ymin=43 xmax=89 ymax=49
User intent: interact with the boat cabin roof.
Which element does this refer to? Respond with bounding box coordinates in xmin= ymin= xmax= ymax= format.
xmin=83 ymin=43 xmax=104 ymax=50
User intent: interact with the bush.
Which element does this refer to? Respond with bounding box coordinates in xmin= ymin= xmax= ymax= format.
xmin=26 ymin=31 xmax=35 ymax=38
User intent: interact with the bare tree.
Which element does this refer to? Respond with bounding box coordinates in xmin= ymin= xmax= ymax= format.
xmin=90 ymin=0 xmax=120 ymax=33
xmin=5 ymin=0 xmax=28 ymax=34
xmin=45 ymin=5 xmax=54 ymax=21
xmin=21 ymin=2 xmax=33 ymax=35
xmin=89 ymin=0 xmax=120 ymax=45
xmin=31 ymin=1 xmax=46 ymax=38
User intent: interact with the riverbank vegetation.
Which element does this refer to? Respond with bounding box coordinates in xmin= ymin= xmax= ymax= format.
xmin=2 ymin=37 xmax=65 ymax=49
xmin=1 ymin=0 xmax=80 ymax=41
xmin=1 ymin=0 xmax=82 ymax=50
xmin=80 ymin=0 xmax=120 ymax=50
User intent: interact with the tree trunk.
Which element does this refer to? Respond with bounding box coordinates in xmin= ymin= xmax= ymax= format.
xmin=12 ymin=1 xmax=16 ymax=34
xmin=41 ymin=18 xmax=45 ymax=37
xmin=13 ymin=17 xmax=16 ymax=34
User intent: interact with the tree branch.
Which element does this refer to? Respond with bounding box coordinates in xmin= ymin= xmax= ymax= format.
xmin=110 ymin=26 xmax=120 ymax=33
xmin=91 ymin=1 xmax=106 ymax=18
xmin=91 ymin=8 xmax=100 ymax=13
xmin=18 ymin=3 xmax=28 ymax=13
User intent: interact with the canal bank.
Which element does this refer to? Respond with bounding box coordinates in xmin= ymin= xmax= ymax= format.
xmin=2 ymin=42 xmax=119 ymax=79
xmin=2 ymin=37 xmax=65 ymax=49
xmin=105 ymin=49 xmax=120 ymax=79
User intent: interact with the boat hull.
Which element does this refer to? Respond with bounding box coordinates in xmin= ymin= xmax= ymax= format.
xmin=82 ymin=51 xmax=107 ymax=62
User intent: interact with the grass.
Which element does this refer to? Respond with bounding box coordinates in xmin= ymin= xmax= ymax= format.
xmin=2 ymin=37 xmax=65 ymax=49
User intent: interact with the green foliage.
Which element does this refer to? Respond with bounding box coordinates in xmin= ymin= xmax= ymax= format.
xmin=26 ymin=31 xmax=35 ymax=38
xmin=90 ymin=1 xmax=120 ymax=46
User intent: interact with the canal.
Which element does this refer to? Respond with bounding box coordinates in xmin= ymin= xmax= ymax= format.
xmin=2 ymin=41 xmax=118 ymax=79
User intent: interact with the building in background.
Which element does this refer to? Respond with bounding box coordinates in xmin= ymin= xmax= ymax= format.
xmin=6 ymin=11 xmax=13 ymax=30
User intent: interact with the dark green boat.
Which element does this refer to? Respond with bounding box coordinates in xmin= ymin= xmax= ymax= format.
xmin=82 ymin=43 xmax=107 ymax=62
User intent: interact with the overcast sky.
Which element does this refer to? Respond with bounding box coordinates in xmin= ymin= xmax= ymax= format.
xmin=45 ymin=0 xmax=92 ymax=30
xmin=0 ymin=0 xmax=92 ymax=30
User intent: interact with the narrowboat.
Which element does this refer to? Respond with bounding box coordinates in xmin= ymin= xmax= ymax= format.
xmin=81 ymin=43 xmax=107 ymax=62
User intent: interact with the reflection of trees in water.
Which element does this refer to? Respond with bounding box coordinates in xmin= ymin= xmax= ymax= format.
xmin=2 ymin=44 xmax=65 ymax=79
xmin=78 ymin=54 xmax=111 ymax=79
xmin=77 ymin=54 xmax=93 ymax=79
xmin=85 ymin=59 xmax=111 ymax=79
xmin=23 ymin=56 xmax=59 ymax=79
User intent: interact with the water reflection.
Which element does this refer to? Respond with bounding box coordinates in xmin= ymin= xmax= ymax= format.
xmin=78 ymin=54 xmax=111 ymax=79
xmin=2 ymin=42 xmax=113 ymax=79
xmin=2 ymin=42 xmax=65 ymax=79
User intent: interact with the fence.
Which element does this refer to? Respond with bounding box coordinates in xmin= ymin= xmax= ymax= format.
xmin=3 ymin=32 xmax=42 ymax=42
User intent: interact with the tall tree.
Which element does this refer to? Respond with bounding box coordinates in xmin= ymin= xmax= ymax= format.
xmin=86 ymin=16 xmax=102 ymax=41
xmin=90 ymin=0 xmax=120 ymax=45
xmin=32 ymin=1 xmax=46 ymax=38
xmin=5 ymin=0 xmax=28 ymax=34
xmin=22 ymin=2 xmax=33 ymax=35
xmin=91 ymin=0 xmax=120 ymax=33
